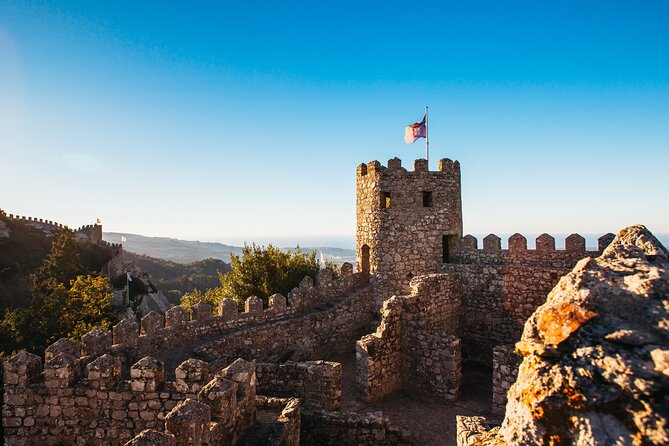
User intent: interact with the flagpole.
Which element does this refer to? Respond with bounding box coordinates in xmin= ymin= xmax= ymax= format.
xmin=425 ymin=105 xmax=429 ymax=167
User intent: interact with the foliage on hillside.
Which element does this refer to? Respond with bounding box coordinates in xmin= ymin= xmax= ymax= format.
xmin=0 ymin=215 xmax=112 ymax=311
xmin=181 ymin=243 xmax=336 ymax=311
xmin=121 ymin=251 xmax=231 ymax=304
xmin=0 ymin=227 xmax=116 ymax=356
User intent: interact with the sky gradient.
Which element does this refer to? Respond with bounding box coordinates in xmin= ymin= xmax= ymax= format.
xmin=1 ymin=1 xmax=668 ymax=247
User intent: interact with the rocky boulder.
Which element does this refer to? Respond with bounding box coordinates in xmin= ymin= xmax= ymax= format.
xmin=500 ymin=225 xmax=669 ymax=445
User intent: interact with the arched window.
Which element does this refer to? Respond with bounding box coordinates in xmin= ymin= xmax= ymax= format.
xmin=361 ymin=244 xmax=370 ymax=275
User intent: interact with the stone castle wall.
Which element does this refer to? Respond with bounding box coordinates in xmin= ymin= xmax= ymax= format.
xmin=193 ymin=286 xmax=374 ymax=365
xmin=356 ymin=274 xmax=461 ymax=402
xmin=256 ymin=361 xmax=341 ymax=410
xmin=107 ymin=264 xmax=367 ymax=365
xmin=3 ymin=348 xmax=258 ymax=446
xmin=356 ymin=158 xmax=463 ymax=307
xmin=491 ymin=344 xmax=522 ymax=418
xmin=442 ymin=232 xmax=613 ymax=364
xmin=300 ymin=409 xmax=413 ymax=445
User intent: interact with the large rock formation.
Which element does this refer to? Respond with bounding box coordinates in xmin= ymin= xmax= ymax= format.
xmin=499 ymin=225 xmax=669 ymax=445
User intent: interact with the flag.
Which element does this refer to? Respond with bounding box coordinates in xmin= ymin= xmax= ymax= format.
xmin=404 ymin=114 xmax=426 ymax=144
xmin=121 ymin=236 xmax=127 ymax=242
xmin=126 ymin=272 xmax=132 ymax=282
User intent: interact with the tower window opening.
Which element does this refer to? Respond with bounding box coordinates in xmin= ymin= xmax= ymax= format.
xmin=423 ymin=191 xmax=433 ymax=207
xmin=381 ymin=191 xmax=391 ymax=209
xmin=361 ymin=244 xmax=370 ymax=275
xmin=443 ymin=235 xmax=450 ymax=263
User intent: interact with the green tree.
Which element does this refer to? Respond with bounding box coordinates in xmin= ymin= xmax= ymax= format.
xmin=181 ymin=243 xmax=333 ymax=311
xmin=0 ymin=229 xmax=116 ymax=355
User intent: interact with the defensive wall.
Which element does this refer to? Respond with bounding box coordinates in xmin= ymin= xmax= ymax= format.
xmin=105 ymin=264 xmax=369 ymax=366
xmin=442 ymin=232 xmax=614 ymax=365
xmin=356 ymin=274 xmax=462 ymax=403
xmin=3 ymin=345 xmax=260 ymax=445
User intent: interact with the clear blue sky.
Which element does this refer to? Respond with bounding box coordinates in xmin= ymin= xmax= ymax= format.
xmin=1 ymin=1 xmax=668 ymax=247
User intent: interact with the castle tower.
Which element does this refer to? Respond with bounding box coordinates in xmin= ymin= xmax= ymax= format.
xmin=356 ymin=157 xmax=463 ymax=307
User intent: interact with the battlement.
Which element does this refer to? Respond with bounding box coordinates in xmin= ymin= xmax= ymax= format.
xmin=1 ymin=209 xmax=111 ymax=246
xmin=357 ymin=157 xmax=460 ymax=177
xmin=3 ymin=347 xmax=259 ymax=444
xmin=40 ymin=263 xmax=366 ymax=366
xmin=451 ymin=232 xmax=615 ymax=263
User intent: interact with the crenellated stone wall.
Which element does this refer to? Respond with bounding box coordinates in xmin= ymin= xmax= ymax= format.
xmin=256 ymin=360 xmax=341 ymax=410
xmin=442 ymin=232 xmax=614 ymax=364
xmin=356 ymin=274 xmax=462 ymax=402
xmin=106 ymin=264 xmax=367 ymax=365
xmin=194 ymin=286 xmax=374 ymax=364
xmin=3 ymin=348 xmax=258 ymax=445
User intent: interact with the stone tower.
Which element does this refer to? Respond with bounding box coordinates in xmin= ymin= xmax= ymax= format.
xmin=356 ymin=157 xmax=463 ymax=307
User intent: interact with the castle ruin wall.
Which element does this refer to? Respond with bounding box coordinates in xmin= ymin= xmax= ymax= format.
xmin=356 ymin=273 xmax=461 ymax=402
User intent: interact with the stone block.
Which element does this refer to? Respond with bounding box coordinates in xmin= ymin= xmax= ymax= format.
xmin=131 ymin=356 xmax=165 ymax=392
xmin=508 ymin=233 xmax=527 ymax=252
xmin=461 ymin=234 xmax=477 ymax=251
xmin=4 ymin=351 xmax=42 ymax=388
xmin=268 ymin=293 xmax=286 ymax=313
xmin=113 ymin=318 xmax=139 ymax=346
xmin=483 ymin=234 xmax=501 ymax=252
xmin=198 ymin=376 xmax=237 ymax=422
xmin=124 ymin=429 xmax=176 ymax=446
xmin=165 ymin=398 xmax=211 ymax=446
xmin=175 ymin=358 xmax=210 ymax=393
xmin=81 ymin=327 xmax=112 ymax=357
xmin=387 ymin=157 xmax=402 ymax=170
xmin=141 ymin=311 xmax=164 ymax=335
xmin=339 ymin=262 xmax=353 ymax=277
xmin=536 ymin=233 xmax=555 ymax=252
xmin=219 ymin=298 xmax=238 ymax=320
xmin=598 ymin=232 xmax=616 ymax=251
xmin=245 ymin=295 xmax=263 ymax=315
xmin=413 ymin=158 xmax=428 ymax=172
xmin=45 ymin=338 xmax=80 ymax=362
xmin=190 ymin=302 xmax=212 ymax=322
xmin=165 ymin=306 xmax=188 ymax=328
xmin=87 ymin=354 xmax=122 ymax=390
xmin=565 ymin=233 xmax=586 ymax=253
xmin=219 ymin=358 xmax=256 ymax=400
xmin=44 ymin=353 xmax=79 ymax=388
xmin=316 ymin=268 xmax=333 ymax=286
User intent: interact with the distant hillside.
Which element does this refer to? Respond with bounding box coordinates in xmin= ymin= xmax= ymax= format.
xmin=104 ymin=232 xmax=243 ymax=264
xmin=104 ymin=232 xmax=357 ymax=265
xmin=121 ymin=251 xmax=231 ymax=304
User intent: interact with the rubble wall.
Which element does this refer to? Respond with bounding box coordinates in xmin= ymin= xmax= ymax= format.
xmin=3 ymin=350 xmax=257 ymax=446
xmin=357 ymin=274 xmax=461 ymax=402
xmin=300 ymin=409 xmax=413 ymax=445
xmin=194 ymin=286 xmax=374 ymax=364
xmin=491 ymin=345 xmax=521 ymax=417
xmin=256 ymin=361 xmax=341 ymax=410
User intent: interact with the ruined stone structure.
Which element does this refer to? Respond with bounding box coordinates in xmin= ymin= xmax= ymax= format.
xmin=4 ymin=158 xmax=658 ymax=446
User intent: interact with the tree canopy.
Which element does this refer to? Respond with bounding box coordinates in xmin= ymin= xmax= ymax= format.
xmin=0 ymin=229 xmax=115 ymax=355
xmin=181 ymin=243 xmax=335 ymax=311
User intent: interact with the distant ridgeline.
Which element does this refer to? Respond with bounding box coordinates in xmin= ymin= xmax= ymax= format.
xmin=0 ymin=208 xmax=122 ymax=309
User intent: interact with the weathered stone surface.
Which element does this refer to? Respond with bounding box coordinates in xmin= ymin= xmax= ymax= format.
xmin=131 ymin=356 xmax=165 ymax=392
xmin=501 ymin=225 xmax=669 ymax=445
xmin=44 ymin=353 xmax=79 ymax=388
xmin=175 ymin=358 xmax=209 ymax=393
xmin=4 ymin=351 xmax=42 ymax=387
xmin=125 ymin=429 xmax=176 ymax=446
xmin=44 ymin=338 xmax=80 ymax=362
xmin=87 ymin=353 xmax=122 ymax=390
xmin=81 ymin=327 xmax=112 ymax=357
xmin=164 ymin=398 xmax=211 ymax=446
